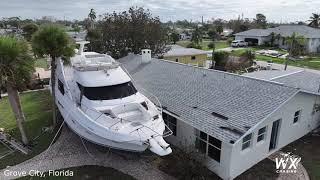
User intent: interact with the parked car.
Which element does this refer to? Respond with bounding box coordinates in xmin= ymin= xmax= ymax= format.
xmin=231 ymin=40 xmax=248 ymax=47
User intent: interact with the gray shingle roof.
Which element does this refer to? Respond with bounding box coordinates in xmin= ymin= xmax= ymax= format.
xmin=235 ymin=25 xmax=320 ymax=38
xmin=234 ymin=29 xmax=271 ymax=37
xmin=244 ymin=70 xmax=320 ymax=93
xmin=118 ymin=55 xmax=298 ymax=143
xmin=163 ymin=45 xmax=208 ymax=57
xmin=272 ymin=71 xmax=320 ymax=93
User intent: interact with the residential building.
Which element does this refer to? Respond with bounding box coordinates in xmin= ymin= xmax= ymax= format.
xmin=118 ymin=54 xmax=320 ymax=180
xmin=163 ymin=45 xmax=208 ymax=67
xmin=234 ymin=25 xmax=320 ymax=53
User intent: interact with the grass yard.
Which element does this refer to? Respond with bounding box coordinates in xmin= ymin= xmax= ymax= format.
xmin=34 ymin=58 xmax=48 ymax=69
xmin=225 ymin=47 xmax=320 ymax=70
xmin=0 ymin=90 xmax=54 ymax=169
xmin=18 ymin=165 xmax=136 ymax=180
xmin=176 ymin=40 xmax=229 ymax=50
xmin=255 ymin=55 xmax=320 ymax=70
xmin=282 ymin=134 xmax=320 ymax=180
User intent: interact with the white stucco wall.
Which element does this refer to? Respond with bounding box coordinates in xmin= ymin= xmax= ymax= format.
xmin=164 ymin=111 xmax=233 ymax=180
xmin=164 ymin=92 xmax=320 ymax=180
xmin=307 ymin=38 xmax=320 ymax=53
xmin=228 ymin=92 xmax=320 ymax=179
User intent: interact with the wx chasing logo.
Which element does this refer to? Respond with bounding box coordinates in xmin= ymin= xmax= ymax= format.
xmin=275 ymin=152 xmax=301 ymax=174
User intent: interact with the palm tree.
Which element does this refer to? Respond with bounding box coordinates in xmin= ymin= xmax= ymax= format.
xmin=284 ymin=33 xmax=306 ymax=70
xmin=88 ymin=8 xmax=97 ymax=29
xmin=308 ymin=13 xmax=320 ymax=28
xmin=32 ymin=25 xmax=75 ymax=127
xmin=0 ymin=36 xmax=35 ymax=144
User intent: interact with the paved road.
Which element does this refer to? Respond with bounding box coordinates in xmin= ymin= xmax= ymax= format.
xmin=0 ymin=126 xmax=175 ymax=180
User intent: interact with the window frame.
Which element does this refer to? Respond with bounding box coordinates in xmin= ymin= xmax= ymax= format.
xmin=191 ymin=56 xmax=196 ymax=60
xmin=257 ymin=126 xmax=267 ymax=142
xmin=242 ymin=133 xmax=252 ymax=150
xmin=195 ymin=130 xmax=221 ymax=162
xmin=293 ymin=110 xmax=301 ymax=124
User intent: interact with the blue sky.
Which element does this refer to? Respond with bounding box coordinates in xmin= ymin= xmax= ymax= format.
xmin=0 ymin=0 xmax=319 ymax=22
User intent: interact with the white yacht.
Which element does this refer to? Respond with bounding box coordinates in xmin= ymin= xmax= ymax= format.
xmin=53 ymin=41 xmax=172 ymax=156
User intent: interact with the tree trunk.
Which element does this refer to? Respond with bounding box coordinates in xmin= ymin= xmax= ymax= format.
xmin=51 ymin=57 xmax=57 ymax=127
xmin=14 ymin=90 xmax=26 ymax=122
xmin=6 ymin=83 xmax=29 ymax=145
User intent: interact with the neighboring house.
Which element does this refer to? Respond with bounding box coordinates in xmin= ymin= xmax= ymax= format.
xmin=119 ymin=54 xmax=320 ymax=180
xmin=163 ymin=45 xmax=208 ymax=67
xmin=234 ymin=25 xmax=320 ymax=53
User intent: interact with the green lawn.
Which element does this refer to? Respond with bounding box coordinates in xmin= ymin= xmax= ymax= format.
xmin=0 ymin=90 xmax=54 ymax=169
xmin=176 ymin=40 xmax=229 ymax=50
xmin=18 ymin=165 xmax=136 ymax=180
xmin=225 ymin=47 xmax=320 ymax=70
xmin=282 ymin=134 xmax=320 ymax=180
xmin=35 ymin=58 xmax=48 ymax=69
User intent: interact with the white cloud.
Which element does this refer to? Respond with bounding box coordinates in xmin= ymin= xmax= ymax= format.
xmin=0 ymin=0 xmax=319 ymax=22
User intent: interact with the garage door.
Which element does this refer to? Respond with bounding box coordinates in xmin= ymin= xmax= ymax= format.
xmin=245 ymin=38 xmax=259 ymax=46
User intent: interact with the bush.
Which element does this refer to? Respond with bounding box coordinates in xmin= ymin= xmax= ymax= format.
xmin=227 ymin=38 xmax=234 ymax=45
xmin=241 ymin=50 xmax=255 ymax=65
xmin=214 ymin=51 xmax=230 ymax=67
xmin=207 ymin=42 xmax=215 ymax=49
xmin=186 ymin=42 xmax=202 ymax=49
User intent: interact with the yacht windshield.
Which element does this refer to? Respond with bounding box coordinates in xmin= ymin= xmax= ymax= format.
xmin=79 ymin=81 xmax=137 ymax=100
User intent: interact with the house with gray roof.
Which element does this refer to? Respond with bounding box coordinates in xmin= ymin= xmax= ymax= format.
xmin=234 ymin=25 xmax=320 ymax=53
xmin=118 ymin=53 xmax=320 ymax=180
xmin=163 ymin=45 xmax=209 ymax=67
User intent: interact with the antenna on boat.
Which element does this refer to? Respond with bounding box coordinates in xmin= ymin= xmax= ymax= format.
xmin=76 ymin=41 xmax=90 ymax=55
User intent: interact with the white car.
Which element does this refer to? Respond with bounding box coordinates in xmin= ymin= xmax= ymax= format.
xmin=231 ymin=40 xmax=248 ymax=47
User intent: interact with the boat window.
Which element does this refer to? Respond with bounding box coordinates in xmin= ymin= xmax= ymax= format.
xmin=78 ymin=81 xmax=137 ymax=100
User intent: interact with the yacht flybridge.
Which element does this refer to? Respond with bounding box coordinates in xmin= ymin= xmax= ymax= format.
xmin=54 ymin=41 xmax=172 ymax=156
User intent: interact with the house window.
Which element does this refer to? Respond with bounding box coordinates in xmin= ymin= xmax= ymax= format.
xmin=58 ymin=79 xmax=65 ymax=95
xmin=191 ymin=56 xmax=196 ymax=60
xmin=257 ymin=126 xmax=267 ymax=142
xmin=195 ymin=130 xmax=221 ymax=162
xmin=163 ymin=112 xmax=177 ymax=136
xmin=242 ymin=133 xmax=252 ymax=150
xmin=293 ymin=110 xmax=301 ymax=123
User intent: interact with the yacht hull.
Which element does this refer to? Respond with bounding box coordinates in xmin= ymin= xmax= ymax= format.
xmin=57 ymin=104 xmax=149 ymax=152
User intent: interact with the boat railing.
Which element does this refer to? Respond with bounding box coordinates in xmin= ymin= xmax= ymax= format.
xmin=121 ymin=66 xmax=163 ymax=114
xmin=79 ymin=103 xmax=172 ymax=139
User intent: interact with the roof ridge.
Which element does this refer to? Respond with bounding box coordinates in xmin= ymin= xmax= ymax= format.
xmin=270 ymin=70 xmax=305 ymax=80
xmin=157 ymin=58 xmax=298 ymax=89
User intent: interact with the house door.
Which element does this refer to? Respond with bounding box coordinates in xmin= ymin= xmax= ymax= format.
xmin=269 ymin=119 xmax=281 ymax=151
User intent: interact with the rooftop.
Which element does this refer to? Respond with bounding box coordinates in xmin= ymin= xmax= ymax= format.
xmin=244 ymin=70 xmax=320 ymax=93
xmin=163 ymin=45 xmax=208 ymax=57
xmin=118 ymin=54 xmax=298 ymax=143
xmin=235 ymin=25 xmax=320 ymax=38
